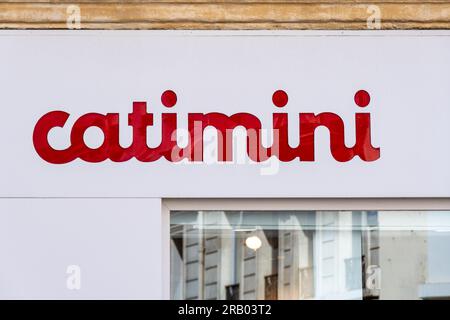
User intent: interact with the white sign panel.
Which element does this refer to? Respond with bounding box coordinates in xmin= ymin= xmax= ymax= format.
xmin=0 ymin=31 xmax=449 ymax=198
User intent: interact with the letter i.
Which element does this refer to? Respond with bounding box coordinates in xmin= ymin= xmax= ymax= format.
xmin=159 ymin=90 xmax=184 ymax=161
xmin=353 ymin=89 xmax=380 ymax=161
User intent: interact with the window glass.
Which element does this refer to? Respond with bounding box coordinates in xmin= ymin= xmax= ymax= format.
xmin=170 ymin=210 xmax=450 ymax=300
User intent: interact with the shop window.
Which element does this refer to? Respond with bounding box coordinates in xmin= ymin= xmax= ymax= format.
xmin=170 ymin=210 xmax=450 ymax=300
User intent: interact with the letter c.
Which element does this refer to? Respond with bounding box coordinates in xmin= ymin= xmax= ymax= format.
xmin=33 ymin=111 xmax=77 ymax=164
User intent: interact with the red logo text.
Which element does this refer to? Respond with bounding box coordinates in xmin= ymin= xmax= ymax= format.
xmin=33 ymin=90 xmax=380 ymax=164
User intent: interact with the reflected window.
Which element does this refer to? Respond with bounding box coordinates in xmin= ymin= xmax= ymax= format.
xmin=170 ymin=210 xmax=450 ymax=300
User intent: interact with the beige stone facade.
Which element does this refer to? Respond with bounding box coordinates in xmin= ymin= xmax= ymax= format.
xmin=0 ymin=1 xmax=448 ymax=30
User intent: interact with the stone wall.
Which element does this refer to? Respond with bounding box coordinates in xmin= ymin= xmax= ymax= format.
xmin=0 ymin=1 xmax=448 ymax=29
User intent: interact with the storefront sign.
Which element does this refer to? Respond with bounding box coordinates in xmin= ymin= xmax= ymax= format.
xmin=0 ymin=31 xmax=449 ymax=197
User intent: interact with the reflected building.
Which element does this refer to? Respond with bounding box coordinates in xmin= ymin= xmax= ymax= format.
xmin=170 ymin=210 xmax=450 ymax=300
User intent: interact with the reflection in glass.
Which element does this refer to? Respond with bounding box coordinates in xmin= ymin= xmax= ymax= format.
xmin=170 ymin=211 xmax=450 ymax=300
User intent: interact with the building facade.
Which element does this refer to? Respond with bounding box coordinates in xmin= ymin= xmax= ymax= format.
xmin=0 ymin=1 xmax=449 ymax=300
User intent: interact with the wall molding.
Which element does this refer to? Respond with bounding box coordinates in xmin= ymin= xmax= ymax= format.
xmin=0 ymin=2 xmax=448 ymax=29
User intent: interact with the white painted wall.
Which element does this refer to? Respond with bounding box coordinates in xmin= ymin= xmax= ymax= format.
xmin=0 ymin=198 xmax=164 ymax=299
xmin=0 ymin=31 xmax=449 ymax=198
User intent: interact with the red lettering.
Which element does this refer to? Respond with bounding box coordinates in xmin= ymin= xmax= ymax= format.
xmin=32 ymin=90 xmax=380 ymax=164
xmin=33 ymin=111 xmax=77 ymax=164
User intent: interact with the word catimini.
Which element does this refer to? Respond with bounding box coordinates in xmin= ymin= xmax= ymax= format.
xmin=33 ymin=89 xmax=380 ymax=164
